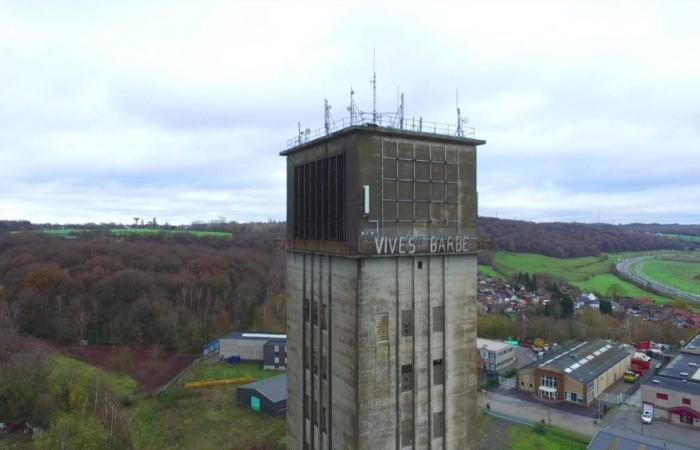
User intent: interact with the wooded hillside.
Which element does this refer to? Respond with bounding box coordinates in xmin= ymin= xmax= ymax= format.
xmin=0 ymin=223 xmax=286 ymax=352
xmin=478 ymin=217 xmax=693 ymax=257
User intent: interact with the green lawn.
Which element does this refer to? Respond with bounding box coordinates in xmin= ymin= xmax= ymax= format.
xmin=477 ymin=412 xmax=588 ymax=449
xmin=571 ymin=273 xmax=670 ymax=303
xmin=131 ymin=361 xmax=285 ymax=450
xmin=639 ymin=259 xmax=700 ymax=293
xmin=484 ymin=251 xmax=687 ymax=305
xmin=478 ymin=264 xmax=506 ymax=280
xmin=492 ymin=252 xmax=616 ymax=282
xmin=508 ymin=424 xmax=588 ymax=450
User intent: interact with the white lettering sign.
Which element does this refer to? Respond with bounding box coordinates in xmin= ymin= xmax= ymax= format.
xmin=375 ymin=236 xmax=472 ymax=255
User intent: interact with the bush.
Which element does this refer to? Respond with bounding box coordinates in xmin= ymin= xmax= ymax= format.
xmin=533 ymin=421 xmax=547 ymax=434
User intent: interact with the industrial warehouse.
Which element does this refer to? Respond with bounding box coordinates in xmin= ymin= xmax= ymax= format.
xmin=517 ymin=340 xmax=631 ymax=406
xmin=218 ymin=331 xmax=287 ymax=370
xmin=236 ymin=374 xmax=288 ymax=417
xmin=642 ymin=333 xmax=700 ymax=428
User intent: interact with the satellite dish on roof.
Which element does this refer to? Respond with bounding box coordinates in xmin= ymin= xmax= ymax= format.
xmin=305 ymin=128 xmax=311 ymax=135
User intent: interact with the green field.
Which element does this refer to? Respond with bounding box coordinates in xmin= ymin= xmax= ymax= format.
xmin=483 ymin=251 xmax=674 ymax=303
xmin=662 ymin=234 xmax=700 ymax=243
xmin=42 ymin=228 xmax=232 ymax=238
xmin=478 ymin=264 xmax=506 ymax=280
xmin=572 ymin=273 xmax=670 ymax=303
xmin=131 ymin=361 xmax=285 ymax=450
xmin=639 ymin=259 xmax=700 ymax=293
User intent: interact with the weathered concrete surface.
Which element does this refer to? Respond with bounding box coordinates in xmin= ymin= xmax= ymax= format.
xmin=287 ymin=253 xmax=478 ymax=449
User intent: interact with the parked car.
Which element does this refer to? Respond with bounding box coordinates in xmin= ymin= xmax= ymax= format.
xmin=641 ymin=404 xmax=654 ymax=424
xmin=624 ymin=370 xmax=639 ymax=383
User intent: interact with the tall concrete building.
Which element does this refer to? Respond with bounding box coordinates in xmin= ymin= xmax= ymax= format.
xmin=281 ymin=116 xmax=486 ymax=449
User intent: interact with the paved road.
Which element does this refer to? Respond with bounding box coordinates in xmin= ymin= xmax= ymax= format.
xmin=605 ymin=405 xmax=700 ymax=449
xmin=616 ymin=255 xmax=700 ymax=303
xmin=480 ymin=389 xmax=700 ymax=448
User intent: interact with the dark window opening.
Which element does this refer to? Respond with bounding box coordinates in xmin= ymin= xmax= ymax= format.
xmin=303 ymin=298 xmax=310 ymax=322
xmin=417 ymin=260 xmax=423 ymax=269
xmin=293 ymin=154 xmax=345 ymax=242
xmin=401 ymin=309 xmax=413 ymax=337
xmin=433 ymin=359 xmax=444 ymax=386
xmin=433 ymin=306 xmax=444 ymax=332
xmin=401 ymin=364 xmax=413 ymax=392
xmin=433 ymin=411 xmax=444 ymax=438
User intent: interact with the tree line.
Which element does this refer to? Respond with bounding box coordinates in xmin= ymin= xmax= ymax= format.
xmin=478 ymin=217 xmax=692 ymax=258
xmin=0 ymin=224 xmax=286 ymax=353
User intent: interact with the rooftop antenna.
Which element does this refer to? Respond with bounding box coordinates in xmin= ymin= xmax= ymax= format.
xmin=348 ymin=86 xmax=357 ymax=125
xmin=399 ymin=92 xmax=405 ymax=129
xmin=456 ymin=88 xmax=464 ymax=137
xmin=324 ymin=99 xmax=333 ymax=135
xmin=371 ymin=49 xmax=377 ymax=123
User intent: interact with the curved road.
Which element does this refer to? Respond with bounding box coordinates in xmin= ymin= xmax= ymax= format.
xmin=616 ymin=256 xmax=700 ymax=304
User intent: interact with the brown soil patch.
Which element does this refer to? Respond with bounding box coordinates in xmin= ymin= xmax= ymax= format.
xmin=43 ymin=340 xmax=196 ymax=392
xmin=694 ymin=274 xmax=700 ymax=281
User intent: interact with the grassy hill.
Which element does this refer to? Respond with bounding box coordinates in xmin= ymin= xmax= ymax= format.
xmin=478 ymin=251 xmax=673 ymax=304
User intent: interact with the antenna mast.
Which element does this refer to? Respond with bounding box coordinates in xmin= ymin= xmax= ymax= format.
xmin=456 ymin=88 xmax=464 ymax=137
xmin=371 ymin=49 xmax=377 ymax=123
xmin=348 ymin=87 xmax=356 ymax=125
xmin=324 ymin=99 xmax=332 ymax=135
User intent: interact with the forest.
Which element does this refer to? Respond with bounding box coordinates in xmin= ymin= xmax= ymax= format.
xmin=0 ymin=223 xmax=286 ymax=353
xmin=478 ymin=217 xmax=693 ymax=257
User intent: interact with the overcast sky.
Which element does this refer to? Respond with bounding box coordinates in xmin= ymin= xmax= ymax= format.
xmin=2 ymin=1 xmax=699 ymax=225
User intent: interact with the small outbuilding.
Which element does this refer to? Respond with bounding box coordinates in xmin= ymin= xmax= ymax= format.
xmin=236 ymin=374 xmax=287 ymax=417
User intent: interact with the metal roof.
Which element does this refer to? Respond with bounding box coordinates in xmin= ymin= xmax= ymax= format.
xmin=223 ymin=331 xmax=287 ymax=341
xmin=237 ymin=374 xmax=287 ymax=403
xmin=683 ymin=332 xmax=700 ymax=354
xmin=587 ymin=427 xmax=695 ymax=450
xmin=644 ymin=348 xmax=700 ymax=397
xmin=524 ymin=340 xmax=631 ymax=384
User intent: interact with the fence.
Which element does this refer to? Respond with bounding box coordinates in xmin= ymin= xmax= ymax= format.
xmin=499 ymin=376 xmax=516 ymax=389
xmin=286 ymin=113 xmax=477 ymax=149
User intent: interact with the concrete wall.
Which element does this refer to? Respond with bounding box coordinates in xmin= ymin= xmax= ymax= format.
xmin=355 ymin=253 xmax=477 ymax=449
xmin=287 ymin=253 xmax=360 ymax=450
xmin=642 ymin=384 xmax=700 ymax=428
xmin=593 ymin=355 xmax=630 ymax=396
xmin=287 ymin=252 xmax=477 ymax=449
xmin=284 ymin=127 xmax=482 ymax=244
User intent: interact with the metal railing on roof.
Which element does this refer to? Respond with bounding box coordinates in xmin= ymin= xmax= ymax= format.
xmin=286 ymin=113 xmax=476 ymax=149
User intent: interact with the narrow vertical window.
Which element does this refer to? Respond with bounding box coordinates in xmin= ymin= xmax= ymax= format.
xmin=433 ymin=305 xmax=444 ymax=332
xmin=433 ymin=411 xmax=444 ymax=438
xmin=401 ymin=364 xmax=413 ymax=392
xmin=401 ymin=309 xmax=413 ymax=337
xmin=433 ymin=359 xmax=444 ymax=386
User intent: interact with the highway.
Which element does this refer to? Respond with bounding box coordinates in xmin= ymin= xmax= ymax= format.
xmin=615 ymin=255 xmax=700 ymax=304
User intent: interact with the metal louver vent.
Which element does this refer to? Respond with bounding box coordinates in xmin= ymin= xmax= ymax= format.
xmin=376 ymin=313 xmax=389 ymax=342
